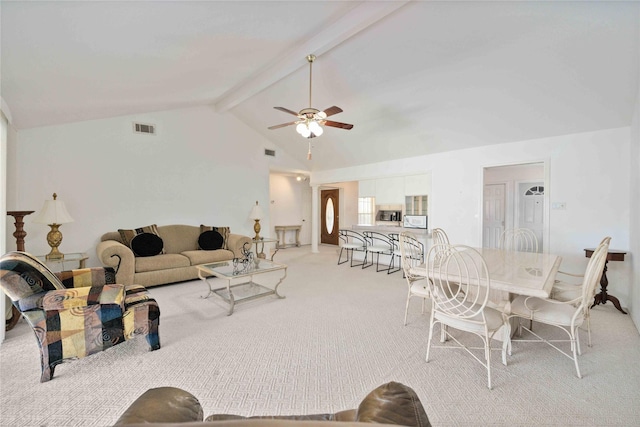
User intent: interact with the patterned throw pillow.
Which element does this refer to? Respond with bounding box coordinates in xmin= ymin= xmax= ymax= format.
xmin=118 ymin=224 xmax=165 ymax=255
xmin=200 ymin=225 xmax=230 ymax=250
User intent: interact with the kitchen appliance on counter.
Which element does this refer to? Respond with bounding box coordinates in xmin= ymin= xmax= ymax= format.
xmin=376 ymin=210 xmax=402 ymax=222
xmin=403 ymin=215 xmax=428 ymax=229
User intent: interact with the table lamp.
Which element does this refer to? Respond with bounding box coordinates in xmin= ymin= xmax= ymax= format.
xmin=32 ymin=193 xmax=74 ymax=260
xmin=249 ymin=201 xmax=264 ymax=240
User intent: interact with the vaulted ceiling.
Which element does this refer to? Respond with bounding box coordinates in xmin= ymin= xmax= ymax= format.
xmin=2 ymin=1 xmax=638 ymax=171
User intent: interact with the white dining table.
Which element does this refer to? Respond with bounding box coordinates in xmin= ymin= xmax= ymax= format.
xmin=409 ymin=247 xmax=563 ymax=300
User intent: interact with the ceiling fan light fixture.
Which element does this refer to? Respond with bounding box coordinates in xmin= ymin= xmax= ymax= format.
xmin=309 ymin=121 xmax=322 ymax=135
xmin=296 ymin=123 xmax=311 ymax=138
xmin=268 ymin=54 xmax=353 ymax=159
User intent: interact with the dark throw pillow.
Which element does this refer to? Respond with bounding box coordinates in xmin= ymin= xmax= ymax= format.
xmin=200 ymin=225 xmax=230 ymax=249
xmin=130 ymin=232 xmax=164 ymax=257
xmin=198 ymin=230 xmax=224 ymax=250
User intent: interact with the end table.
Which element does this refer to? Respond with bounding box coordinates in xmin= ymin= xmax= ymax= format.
xmin=36 ymin=252 xmax=88 ymax=272
xmin=584 ymin=248 xmax=627 ymax=314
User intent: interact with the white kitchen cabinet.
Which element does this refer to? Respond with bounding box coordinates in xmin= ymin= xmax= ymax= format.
xmin=404 ymin=173 xmax=431 ymax=195
xmin=375 ymin=177 xmax=405 ymax=204
xmin=358 ymin=179 xmax=376 ymax=198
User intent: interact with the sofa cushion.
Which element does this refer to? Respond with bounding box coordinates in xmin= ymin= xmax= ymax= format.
xmin=201 ymin=225 xmax=230 ymax=250
xmin=182 ymin=249 xmax=235 ymax=266
xmin=119 ymin=225 xmax=165 ymax=254
xmin=198 ymin=230 xmax=224 ymax=250
xmin=131 ymin=233 xmax=164 ymax=257
xmin=135 ymin=254 xmax=191 ymax=273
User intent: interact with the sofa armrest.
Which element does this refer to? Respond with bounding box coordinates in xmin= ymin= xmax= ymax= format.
xmin=97 ymin=240 xmax=135 ymax=286
xmin=356 ymin=382 xmax=431 ymax=427
xmin=55 ymin=267 xmax=117 ymax=288
xmin=114 ymin=387 xmax=204 ymax=425
xmin=227 ymin=233 xmax=252 ymax=259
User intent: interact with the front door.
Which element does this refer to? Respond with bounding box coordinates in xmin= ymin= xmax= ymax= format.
xmin=321 ymin=189 xmax=339 ymax=245
xmin=518 ymin=182 xmax=544 ymax=252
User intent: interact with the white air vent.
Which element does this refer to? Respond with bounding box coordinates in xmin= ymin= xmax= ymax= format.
xmin=133 ymin=122 xmax=156 ymax=135
xmin=264 ymin=149 xmax=276 ymax=157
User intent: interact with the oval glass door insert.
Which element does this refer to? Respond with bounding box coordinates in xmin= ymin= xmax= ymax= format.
xmin=326 ymin=198 xmax=335 ymax=234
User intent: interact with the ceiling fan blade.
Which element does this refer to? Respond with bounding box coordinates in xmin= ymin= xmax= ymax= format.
xmin=324 ymin=120 xmax=353 ymax=130
xmin=274 ymin=106 xmax=300 ymax=117
xmin=268 ymin=121 xmax=297 ymax=130
xmin=322 ymin=106 xmax=343 ymax=117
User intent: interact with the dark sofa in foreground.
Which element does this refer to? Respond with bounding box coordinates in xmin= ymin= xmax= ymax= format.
xmin=114 ymin=381 xmax=431 ymax=427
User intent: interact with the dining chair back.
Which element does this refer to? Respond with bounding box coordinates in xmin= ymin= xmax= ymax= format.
xmin=498 ymin=228 xmax=538 ymax=253
xmin=508 ymin=237 xmax=610 ymax=378
xmin=425 ymin=244 xmax=508 ymax=389
xmin=399 ymin=232 xmax=428 ymax=325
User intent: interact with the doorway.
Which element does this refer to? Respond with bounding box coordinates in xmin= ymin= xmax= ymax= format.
xmin=321 ymin=189 xmax=339 ymax=245
xmin=482 ymin=163 xmax=546 ymax=252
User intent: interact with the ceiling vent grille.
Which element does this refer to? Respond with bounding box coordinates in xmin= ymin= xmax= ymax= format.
xmin=264 ymin=149 xmax=276 ymax=157
xmin=133 ymin=122 xmax=156 ymax=135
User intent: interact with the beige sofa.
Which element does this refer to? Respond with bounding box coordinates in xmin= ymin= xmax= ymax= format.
xmin=97 ymin=224 xmax=251 ymax=287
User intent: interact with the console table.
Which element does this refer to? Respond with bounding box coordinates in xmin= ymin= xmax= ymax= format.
xmin=585 ymin=248 xmax=627 ymax=314
xmin=274 ymin=225 xmax=301 ymax=249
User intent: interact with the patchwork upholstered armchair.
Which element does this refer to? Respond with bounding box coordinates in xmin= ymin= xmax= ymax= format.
xmin=0 ymin=251 xmax=160 ymax=382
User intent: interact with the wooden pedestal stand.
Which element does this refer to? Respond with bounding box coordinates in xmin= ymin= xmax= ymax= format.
xmin=5 ymin=210 xmax=35 ymax=331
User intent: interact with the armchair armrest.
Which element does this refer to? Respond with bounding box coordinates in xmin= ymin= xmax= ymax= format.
xmin=97 ymin=240 xmax=135 ymax=285
xmin=55 ymin=267 xmax=116 ymax=288
xmin=40 ymin=284 xmax=125 ymax=311
xmin=227 ymin=233 xmax=252 ymax=259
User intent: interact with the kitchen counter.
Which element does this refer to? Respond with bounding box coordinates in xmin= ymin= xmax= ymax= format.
xmin=351 ymin=225 xmax=429 ymax=236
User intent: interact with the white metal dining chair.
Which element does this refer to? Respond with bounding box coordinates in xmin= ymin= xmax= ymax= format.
xmin=431 ymin=228 xmax=450 ymax=246
xmin=507 ymin=237 xmax=610 ymax=379
xmin=425 ymin=244 xmax=509 ymax=390
xmin=498 ymin=228 xmax=539 ymax=253
xmin=549 ymin=236 xmax=611 ymax=347
xmin=399 ymin=232 xmax=428 ymax=325
xmin=337 ymin=230 xmax=367 ymax=267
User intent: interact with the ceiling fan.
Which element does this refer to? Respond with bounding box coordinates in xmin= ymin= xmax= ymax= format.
xmin=268 ymin=54 xmax=353 ymax=159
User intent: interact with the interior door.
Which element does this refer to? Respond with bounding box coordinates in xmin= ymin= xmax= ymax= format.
xmin=518 ymin=182 xmax=544 ymax=252
xmin=483 ymin=184 xmax=506 ymax=248
xmin=321 ymin=189 xmax=339 ymax=245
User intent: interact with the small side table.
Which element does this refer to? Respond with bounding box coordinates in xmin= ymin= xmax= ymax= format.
xmin=36 ymin=252 xmax=88 ymax=273
xmin=251 ymin=238 xmax=279 ymax=261
xmin=584 ymin=248 xmax=627 ymax=314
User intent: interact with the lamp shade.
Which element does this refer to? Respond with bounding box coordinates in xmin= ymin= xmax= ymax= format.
xmin=249 ymin=201 xmax=264 ymax=220
xmin=32 ymin=193 xmax=74 ymax=225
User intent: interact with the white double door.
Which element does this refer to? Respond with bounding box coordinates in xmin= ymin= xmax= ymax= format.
xmin=483 ymin=181 xmax=544 ymax=252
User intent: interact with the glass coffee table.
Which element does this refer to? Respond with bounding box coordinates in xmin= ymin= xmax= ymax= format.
xmin=197 ymin=259 xmax=287 ymax=315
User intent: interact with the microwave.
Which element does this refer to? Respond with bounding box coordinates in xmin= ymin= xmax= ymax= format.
xmin=403 ymin=215 xmax=428 ymax=229
xmin=376 ymin=210 xmax=402 ymax=222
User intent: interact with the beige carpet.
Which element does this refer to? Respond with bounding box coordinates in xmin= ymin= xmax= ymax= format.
xmin=1 ymin=245 xmax=639 ymax=426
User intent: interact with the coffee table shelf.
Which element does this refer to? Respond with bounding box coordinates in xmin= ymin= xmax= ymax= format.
xmin=197 ymin=259 xmax=287 ymax=315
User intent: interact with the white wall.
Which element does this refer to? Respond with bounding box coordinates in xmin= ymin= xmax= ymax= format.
xmin=269 ymin=174 xmax=312 ymax=245
xmin=630 ymin=76 xmax=640 ymax=330
xmin=312 ymin=127 xmax=632 ymax=309
xmin=6 ymin=105 xmax=306 ymax=266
